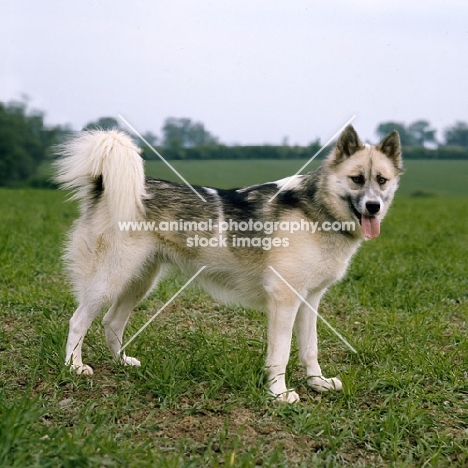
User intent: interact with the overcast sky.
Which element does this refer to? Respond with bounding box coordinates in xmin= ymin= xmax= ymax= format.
xmin=1 ymin=0 xmax=467 ymax=146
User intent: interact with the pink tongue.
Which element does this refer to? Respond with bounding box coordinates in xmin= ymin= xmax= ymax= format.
xmin=361 ymin=215 xmax=380 ymax=239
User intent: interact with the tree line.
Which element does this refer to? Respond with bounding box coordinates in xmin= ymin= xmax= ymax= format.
xmin=1 ymin=99 xmax=468 ymax=186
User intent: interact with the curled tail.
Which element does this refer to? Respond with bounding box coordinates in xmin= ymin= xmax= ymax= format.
xmin=55 ymin=130 xmax=147 ymax=224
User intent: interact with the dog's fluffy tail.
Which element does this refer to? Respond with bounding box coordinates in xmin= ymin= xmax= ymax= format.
xmin=55 ymin=130 xmax=147 ymax=225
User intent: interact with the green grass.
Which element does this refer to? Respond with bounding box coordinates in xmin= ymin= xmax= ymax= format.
xmin=1 ymin=180 xmax=468 ymax=466
xmin=39 ymin=158 xmax=468 ymax=196
xmin=143 ymin=159 xmax=468 ymax=197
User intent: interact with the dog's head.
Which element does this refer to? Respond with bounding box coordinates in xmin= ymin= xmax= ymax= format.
xmin=324 ymin=125 xmax=403 ymax=239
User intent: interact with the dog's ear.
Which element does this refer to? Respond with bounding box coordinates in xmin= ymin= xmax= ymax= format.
xmin=333 ymin=125 xmax=363 ymax=164
xmin=378 ymin=131 xmax=403 ymax=172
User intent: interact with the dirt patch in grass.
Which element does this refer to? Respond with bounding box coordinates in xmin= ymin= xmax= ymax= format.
xmin=126 ymin=403 xmax=328 ymax=464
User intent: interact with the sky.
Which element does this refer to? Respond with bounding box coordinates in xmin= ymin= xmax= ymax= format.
xmin=1 ymin=0 xmax=468 ymax=146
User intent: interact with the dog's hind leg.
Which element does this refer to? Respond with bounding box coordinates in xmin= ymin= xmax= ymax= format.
xmin=294 ymin=291 xmax=342 ymax=392
xmin=66 ymin=299 xmax=107 ymax=376
xmin=103 ymin=265 xmax=162 ymax=367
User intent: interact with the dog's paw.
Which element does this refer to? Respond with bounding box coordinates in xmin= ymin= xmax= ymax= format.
xmin=308 ymin=376 xmax=342 ymax=392
xmin=121 ymin=356 xmax=141 ymax=367
xmin=272 ymin=389 xmax=300 ymax=403
xmin=70 ymin=364 xmax=94 ymax=376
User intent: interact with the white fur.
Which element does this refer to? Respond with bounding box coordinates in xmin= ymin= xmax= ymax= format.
xmin=274 ymin=175 xmax=303 ymax=190
xmin=202 ymin=186 xmax=218 ymax=197
xmin=55 ymin=130 xmax=147 ymax=225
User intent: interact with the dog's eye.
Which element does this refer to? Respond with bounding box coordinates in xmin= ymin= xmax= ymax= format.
xmin=377 ymin=176 xmax=387 ymax=185
xmin=350 ymin=175 xmax=364 ymax=185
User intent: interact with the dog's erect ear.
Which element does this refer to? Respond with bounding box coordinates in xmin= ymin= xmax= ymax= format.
xmin=377 ymin=131 xmax=403 ymax=171
xmin=333 ymin=125 xmax=363 ymax=164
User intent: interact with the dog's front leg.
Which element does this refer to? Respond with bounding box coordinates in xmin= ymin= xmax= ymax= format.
xmin=294 ymin=291 xmax=342 ymax=392
xmin=266 ymin=295 xmax=301 ymax=403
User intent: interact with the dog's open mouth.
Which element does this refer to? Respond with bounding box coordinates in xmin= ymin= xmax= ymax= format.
xmin=349 ymin=202 xmax=380 ymax=239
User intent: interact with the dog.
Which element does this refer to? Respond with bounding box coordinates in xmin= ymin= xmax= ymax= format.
xmin=55 ymin=125 xmax=402 ymax=402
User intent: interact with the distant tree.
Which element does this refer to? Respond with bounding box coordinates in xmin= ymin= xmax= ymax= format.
xmin=82 ymin=116 xmax=147 ymax=149
xmin=187 ymin=121 xmax=218 ymax=146
xmin=50 ymin=124 xmax=74 ymax=145
xmin=141 ymin=131 xmax=158 ymax=147
xmin=407 ymin=120 xmax=437 ymax=146
xmin=444 ymin=121 xmax=468 ymax=147
xmin=83 ymin=116 xmax=121 ymax=131
xmin=376 ymin=122 xmax=414 ymax=146
xmin=162 ymin=118 xmax=189 ymax=151
xmin=162 ymin=117 xmax=218 ymax=150
xmin=0 ymin=100 xmax=52 ymax=186
xmin=140 ymin=131 xmax=160 ymax=160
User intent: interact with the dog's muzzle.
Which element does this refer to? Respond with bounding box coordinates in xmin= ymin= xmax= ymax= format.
xmin=348 ymin=198 xmax=381 ymax=239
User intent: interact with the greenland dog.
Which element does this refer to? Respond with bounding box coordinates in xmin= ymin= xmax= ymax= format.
xmin=55 ymin=125 xmax=403 ymax=402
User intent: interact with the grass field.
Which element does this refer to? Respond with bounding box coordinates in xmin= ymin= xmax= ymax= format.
xmin=1 ymin=161 xmax=468 ymax=466
xmin=37 ymin=158 xmax=468 ymax=196
xmin=141 ymin=159 xmax=468 ymax=197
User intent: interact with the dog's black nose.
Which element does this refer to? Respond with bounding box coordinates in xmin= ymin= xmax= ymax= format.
xmin=366 ymin=201 xmax=380 ymax=214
